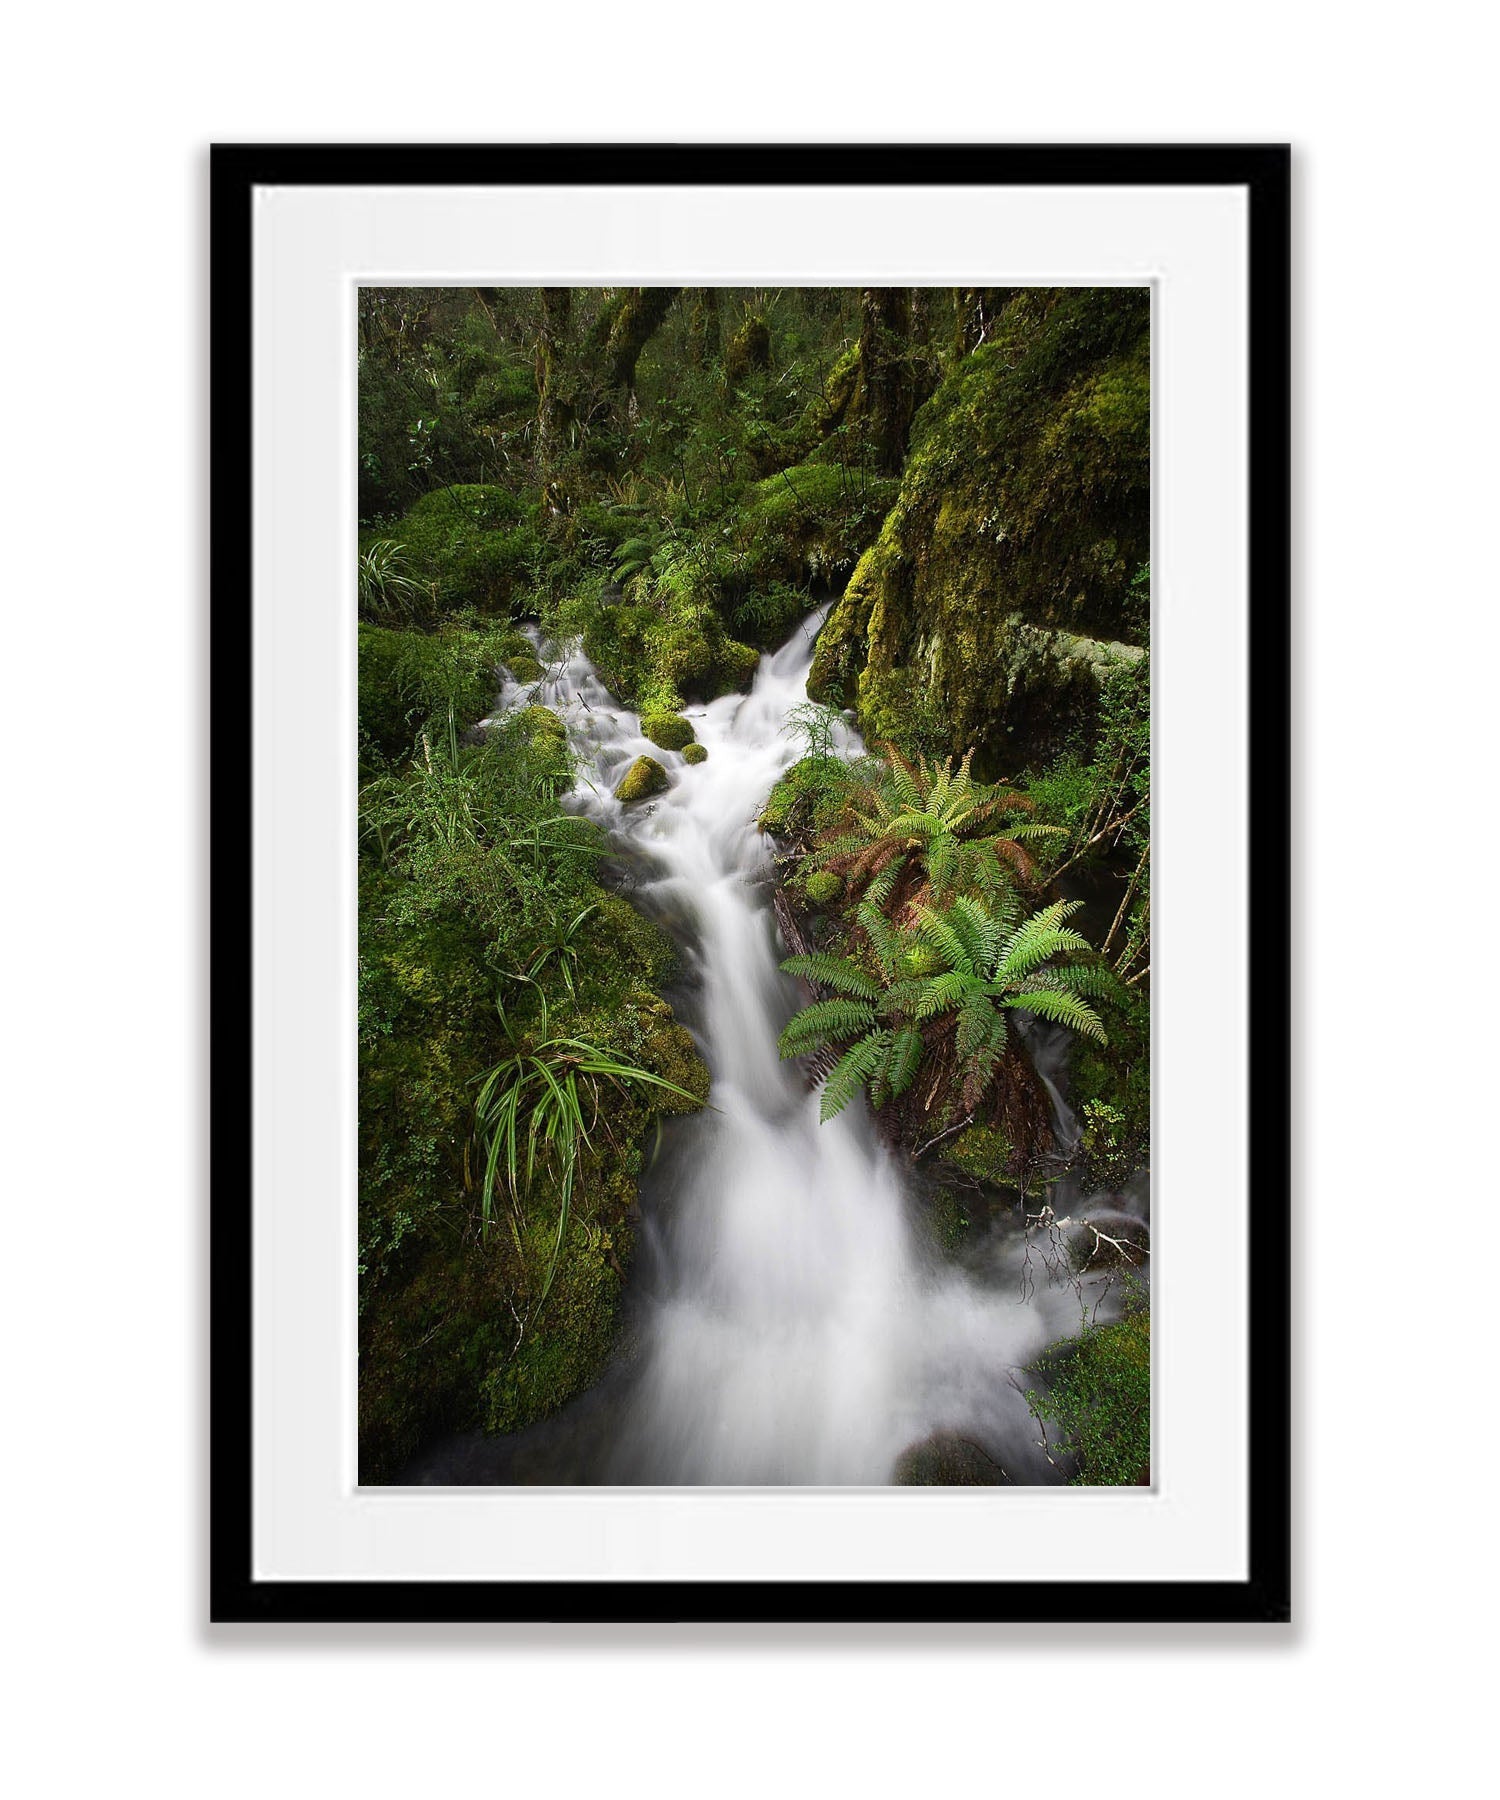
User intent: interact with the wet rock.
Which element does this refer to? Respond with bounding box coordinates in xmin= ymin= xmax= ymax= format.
xmin=681 ymin=742 xmax=708 ymax=765
xmin=892 ymin=1430 xmax=1008 ymax=1486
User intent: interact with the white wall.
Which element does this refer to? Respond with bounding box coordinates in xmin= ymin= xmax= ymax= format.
xmin=4 ymin=5 xmax=1493 ymax=1795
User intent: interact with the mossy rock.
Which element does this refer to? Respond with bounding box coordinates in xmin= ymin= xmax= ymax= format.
xmin=681 ymin=742 xmax=708 ymax=765
xmin=941 ymin=1124 xmax=1020 ymax=1190
xmin=892 ymin=1431 xmax=1007 ymax=1486
xmin=515 ymin=704 xmax=567 ymax=743
xmin=803 ymin=869 xmax=842 ymax=905
xmin=640 ymin=711 xmax=696 ymax=752
xmin=386 ymin=483 xmax=540 ymax=615
xmin=505 ymin=653 xmax=544 ymax=684
xmin=614 ymin=755 xmax=668 ymax=803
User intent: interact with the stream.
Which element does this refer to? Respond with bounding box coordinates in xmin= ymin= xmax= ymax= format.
xmin=403 ymin=607 xmax=1148 ymax=1485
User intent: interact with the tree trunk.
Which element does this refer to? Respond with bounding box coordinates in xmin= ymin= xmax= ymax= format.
xmin=858 ymin=287 xmax=916 ymax=474
xmin=604 ymin=287 xmax=681 ymax=394
xmin=534 ymin=287 xmax=572 ymax=470
xmin=688 ymin=289 xmax=721 ymax=368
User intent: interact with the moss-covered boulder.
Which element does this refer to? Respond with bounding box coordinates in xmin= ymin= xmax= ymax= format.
xmin=640 ymin=710 xmax=695 ymax=752
xmin=803 ymin=869 xmax=842 ymax=906
xmin=809 ymin=289 xmax=1149 ymax=772
xmin=505 ymin=653 xmax=544 ymax=684
xmin=615 ymin=755 xmax=668 ymax=803
xmin=384 ymin=483 xmax=540 ymax=615
xmin=892 ymin=1430 xmax=1007 ymax=1485
xmin=681 ymin=742 xmax=708 ymax=765
xmin=941 ymin=1123 xmax=1020 ymax=1191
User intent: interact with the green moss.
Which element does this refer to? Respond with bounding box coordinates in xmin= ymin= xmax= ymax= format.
xmin=803 ymin=869 xmax=843 ymax=905
xmin=514 ymin=703 xmax=567 ymax=744
xmin=615 ymin=755 xmax=668 ymax=803
xmin=385 ymin=483 xmax=540 ymax=615
xmin=681 ymin=741 xmax=708 ymax=765
xmin=941 ymin=1124 xmax=1019 ymax=1189
xmin=640 ymin=710 xmax=696 ymax=751
xmin=1028 ymin=1303 xmax=1151 ymax=1485
xmin=757 ymin=754 xmax=857 ymax=841
xmin=481 ymin=1223 xmax=622 ymax=1435
xmin=505 ymin=653 xmax=544 ymax=684
xmin=809 ymin=289 xmax=1149 ymax=771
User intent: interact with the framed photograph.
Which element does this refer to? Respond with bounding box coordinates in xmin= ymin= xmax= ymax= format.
xmin=212 ymin=143 xmax=1289 ymax=1623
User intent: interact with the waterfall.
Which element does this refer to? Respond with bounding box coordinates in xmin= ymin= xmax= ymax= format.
xmin=417 ymin=608 xmax=1144 ymax=1486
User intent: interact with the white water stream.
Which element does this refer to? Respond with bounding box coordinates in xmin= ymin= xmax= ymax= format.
xmin=416 ymin=608 xmax=1144 ymax=1485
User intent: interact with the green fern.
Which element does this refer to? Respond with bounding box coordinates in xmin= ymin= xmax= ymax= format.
xmin=779 ymin=953 xmax=881 ymax=999
xmin=820 ymin=1031 xmax=893 ymax=1121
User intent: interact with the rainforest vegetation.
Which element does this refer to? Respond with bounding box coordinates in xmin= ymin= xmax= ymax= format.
xmin=358 ymin=284 xmax=1151 ymax=1485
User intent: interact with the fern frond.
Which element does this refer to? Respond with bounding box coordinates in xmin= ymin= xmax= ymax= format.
xmin=955 ymin=990 xmax=996 ymax=1059
xmin=862 ymin=853 xmax=907 ymax=910
xmin=913 ymin=904 xmax=975 ymax=977
xmin=995 ymin=900 xmax=1087 ymax=982
xmin=886 ymin=1027 xmax=924 ymax=1098
xmin=777 ymin=997 xmax=877 ymax=1057
xmin=1002 ymin=987 xmax=1108 ymax=1044
xmin=947 ymin=895 xmax=993 ymax=972
xmin=855 ymin=899 xmax=900 ymax=971
xmin=779 ymin=954 xmax=881 ymax=1000
xmin=913 ymin=970 xmax=971 ymax=1019
xmin=819 ymin=1030 xmax=893 ymax=1121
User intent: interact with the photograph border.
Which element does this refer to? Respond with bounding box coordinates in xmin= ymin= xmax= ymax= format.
xmin=210 ymin=142 xmax=1290 ymax=1625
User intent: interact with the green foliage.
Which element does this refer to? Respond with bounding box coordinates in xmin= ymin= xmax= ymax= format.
xmin=614 ymin=755 xmax=668 ymax=802
xmin=473 ymin=991 xmax=707 ymax=1313
xmin=1028 ymin=1300 xmax=1151 ymax=1485
xmin=811 ymin=742 xmax=1062 ymax=914
xmin=640 ymin=711 xmax=696 ymax=752
xmin=358 ymin=538 xmax=428 ymax=626
xmin=383 ymin=484 xmax=541 ymax=614
xmin=357 ymin=682 xmax=705 ymax=1480
xmin=358 ymin=620 xmax=523 ymax=768
xmin=802 ymin=870 xmax=843 ymax=906
xmin=778 ymin=892 xmax=1112 ymax=1125
xmin=758 ymin=752 xmax=866 ymax=840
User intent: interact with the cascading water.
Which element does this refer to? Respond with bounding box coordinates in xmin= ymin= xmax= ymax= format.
xmin=408 ymin=607 xmax=1147 ymax=1486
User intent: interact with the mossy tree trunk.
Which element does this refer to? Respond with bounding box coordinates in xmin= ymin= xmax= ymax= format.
xmin=952 ymin=288 xmax=1014 ymax=358
xmin=858 ymin=287 xmax=917 ymax=474
xmin=534 ymin=286 xmax=572 ymax=472
xmin=688 ymin=288 xmax=721 ymax=368
xmin=605 ymin=287 xmax=681 ymax=403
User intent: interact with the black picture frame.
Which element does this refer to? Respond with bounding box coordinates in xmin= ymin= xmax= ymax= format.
xmin=210 ymin=142 xmax=1290 ymax=1626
